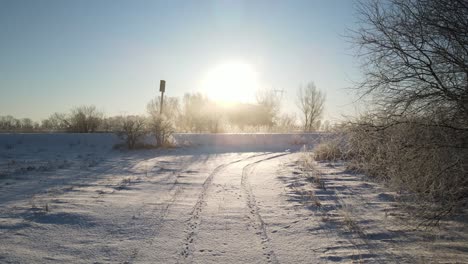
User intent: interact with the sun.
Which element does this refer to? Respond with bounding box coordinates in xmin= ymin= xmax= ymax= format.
xmin=201 ymin=61 xmax=260 ymax=104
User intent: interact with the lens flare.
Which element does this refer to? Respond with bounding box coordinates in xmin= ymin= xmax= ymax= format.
xmin=201 ymin=61 xmax=259 ymax=104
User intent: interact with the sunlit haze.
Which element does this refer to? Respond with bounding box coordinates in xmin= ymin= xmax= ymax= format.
xmin=0 ymin=0 xmax=360 ymax=122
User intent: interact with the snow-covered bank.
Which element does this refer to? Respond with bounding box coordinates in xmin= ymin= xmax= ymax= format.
xmin=0 ymin=133 xmax=118 ymax=178
xmin=0 ymin=132 xmax=332 ymax=153
xmin=174 ymin=133 xmax=331 ymax=151
xmin=0 ymin=133 xmax=121 ymax=151
xmin=0 ymin=132 xmax=330 ymax=179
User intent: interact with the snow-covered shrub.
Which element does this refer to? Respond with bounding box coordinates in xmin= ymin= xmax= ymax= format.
xmin=68 ymin=106 xmax=103 ymax=133
xmin=344 ymin=116 xmax=468 ymax=225
xmin=147 ymin=97 xmax=177 ymax=147
xmin=313 ymin=141 xmax=343 ymax=162
xmin=147 ymin=115 xmax=175 ymax=148
xmin=116 ymin=115 xmax=147 ymax=149
xmin=312 ymin=134 xmax=348 ymax=162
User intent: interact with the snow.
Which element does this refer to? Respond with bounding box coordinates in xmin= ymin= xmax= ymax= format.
xmin=0 ymin=133 xmax=466 ymax=263
xmin=173 ymin=133 xmax=330 ymax=151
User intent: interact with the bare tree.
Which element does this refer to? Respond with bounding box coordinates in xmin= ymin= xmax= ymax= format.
xmin=147 ymin=96 xmax=180 ymax=118
xmin=256 ymin=88 xmax=281 ymax=128
xmin=349 ymin=0 xmax=468 ymax=224
xmin=353 ymin=0 xmax=468 ymax=129
xmin=0 ymin=116 xmax=18 ymax=131
xmin=19 ymin=118 xmax=34 ymax=132
xmin=0 ymin=116 xmax=38 ymax=132
xmin=179 ymin=93 xmax=222 ymax=132
xmin=42 ymin=112 xmax=70 ymax=131
xmin=297 ymin=82 xmax=326 ymax=132
xmin=276 ymin=113 xmax=297 ymax=132
xmin=69 ymin=105 xmax=103 ymax=133
xmin=39 ymin=106 xmax=103 ymax=132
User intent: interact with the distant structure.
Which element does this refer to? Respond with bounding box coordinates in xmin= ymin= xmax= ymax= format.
xmin=274 ymin=89 xmax=285 ymax=100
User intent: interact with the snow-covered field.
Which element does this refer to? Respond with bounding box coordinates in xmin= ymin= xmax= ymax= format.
xmin=0 ymin=133 xmax=466 ymax=263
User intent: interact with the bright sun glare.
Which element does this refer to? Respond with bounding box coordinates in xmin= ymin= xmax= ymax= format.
xmin=201 ymin=61 xmax=259 ymax=104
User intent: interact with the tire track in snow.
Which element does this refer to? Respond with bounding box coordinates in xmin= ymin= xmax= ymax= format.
xmin=126 ymin=182 xmax=183 ymax=263
xmin=241 ymin=153 xmax=290 ymax=264
xmin=178 ymin=152 xmax=272 ymax=263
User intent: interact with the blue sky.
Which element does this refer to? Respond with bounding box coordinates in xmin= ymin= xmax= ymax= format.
xmin=0 ymin=0 xmax=361 ymax=121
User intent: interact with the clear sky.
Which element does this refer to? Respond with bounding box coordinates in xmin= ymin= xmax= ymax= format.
xmin=0 ymin=0 xmax=361 ymax=122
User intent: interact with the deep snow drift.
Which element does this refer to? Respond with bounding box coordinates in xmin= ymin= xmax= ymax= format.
xmin=0 ymin=133 xmax=466 ymax=263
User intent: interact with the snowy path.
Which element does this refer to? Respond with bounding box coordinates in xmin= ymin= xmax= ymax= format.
xmin=1 ymin=148 xmax=467 ymax=263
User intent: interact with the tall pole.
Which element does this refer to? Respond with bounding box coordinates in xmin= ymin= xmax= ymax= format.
xmin=159 ymin=80 xmax=166 ymax=115
xmin=160 ymin=91 xmax=164 ymax=114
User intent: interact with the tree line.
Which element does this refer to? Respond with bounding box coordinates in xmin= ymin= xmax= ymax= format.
xmin=1 ymin=85 xmax=328 ymax=135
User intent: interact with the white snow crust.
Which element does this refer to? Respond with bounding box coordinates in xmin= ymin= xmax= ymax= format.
xmin=0 ymin=133 xmax=466 ymax=263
